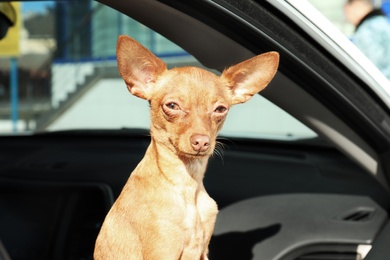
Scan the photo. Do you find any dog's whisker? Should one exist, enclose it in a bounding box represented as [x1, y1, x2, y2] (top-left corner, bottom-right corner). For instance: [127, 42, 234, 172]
[217, 136, 235, 147]
[213, 141, 227, 164]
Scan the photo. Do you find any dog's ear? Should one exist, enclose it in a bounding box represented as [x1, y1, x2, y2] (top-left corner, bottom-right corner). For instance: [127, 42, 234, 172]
[221, 52, 279, 105]
[117, 35, 167, 100]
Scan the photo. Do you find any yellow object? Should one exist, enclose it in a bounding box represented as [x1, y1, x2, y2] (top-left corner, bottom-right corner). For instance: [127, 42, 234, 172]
[0, 2, 17, 25]
[0, 2, 20, 57]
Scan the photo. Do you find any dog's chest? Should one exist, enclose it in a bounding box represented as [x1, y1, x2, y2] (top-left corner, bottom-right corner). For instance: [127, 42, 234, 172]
[181, 189, 218, 255]
[184, 203, 204, 241]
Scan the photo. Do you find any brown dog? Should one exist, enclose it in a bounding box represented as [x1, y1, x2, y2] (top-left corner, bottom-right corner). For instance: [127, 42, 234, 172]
[94, 35, 279, 260]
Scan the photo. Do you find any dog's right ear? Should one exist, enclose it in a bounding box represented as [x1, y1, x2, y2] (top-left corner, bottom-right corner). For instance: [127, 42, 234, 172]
[117, 35, 167, 100]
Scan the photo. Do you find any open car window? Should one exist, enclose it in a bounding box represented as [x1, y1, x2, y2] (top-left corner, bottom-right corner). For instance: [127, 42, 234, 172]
[0, 1, 317, 141]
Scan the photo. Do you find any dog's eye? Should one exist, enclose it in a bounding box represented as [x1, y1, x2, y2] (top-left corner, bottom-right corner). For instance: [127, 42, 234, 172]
[214, 106, 227, 113]
[165, 102, 180, 110]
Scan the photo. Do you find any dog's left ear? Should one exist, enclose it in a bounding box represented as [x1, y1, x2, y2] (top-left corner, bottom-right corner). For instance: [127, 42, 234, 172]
[221, 52, 279, 105]
[117, 35, 167, 100]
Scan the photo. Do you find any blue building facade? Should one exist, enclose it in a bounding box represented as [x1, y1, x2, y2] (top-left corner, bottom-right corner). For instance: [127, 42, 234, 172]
[54, 1, 188, 62]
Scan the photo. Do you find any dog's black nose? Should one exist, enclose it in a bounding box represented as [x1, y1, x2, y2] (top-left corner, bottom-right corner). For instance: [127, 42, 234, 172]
[190, 134, 210, 152]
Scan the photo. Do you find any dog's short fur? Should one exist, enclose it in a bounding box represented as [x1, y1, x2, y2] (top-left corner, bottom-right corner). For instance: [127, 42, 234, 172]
[94, 35, 279, 260]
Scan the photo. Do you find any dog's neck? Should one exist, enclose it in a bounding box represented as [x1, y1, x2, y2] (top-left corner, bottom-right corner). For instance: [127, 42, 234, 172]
[147, 138, 209, 185]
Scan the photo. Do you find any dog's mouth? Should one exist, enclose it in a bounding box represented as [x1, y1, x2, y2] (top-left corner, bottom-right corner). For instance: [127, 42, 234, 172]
[179, 150, 212, 158]
[169, 138, 214, 158]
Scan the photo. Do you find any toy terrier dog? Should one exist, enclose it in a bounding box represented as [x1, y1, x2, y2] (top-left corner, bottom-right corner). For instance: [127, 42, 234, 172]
[94, 35, 279, 260]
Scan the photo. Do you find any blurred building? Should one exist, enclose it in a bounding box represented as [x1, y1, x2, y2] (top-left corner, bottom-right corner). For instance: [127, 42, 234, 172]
[0, 2, 54, 133]
[54, 1, 91, 61]
[37, 1, 197, 131]
[53, 1, 186, 62]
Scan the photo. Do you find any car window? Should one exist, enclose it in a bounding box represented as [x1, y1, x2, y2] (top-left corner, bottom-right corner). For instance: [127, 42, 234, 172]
[0, 1, 317, 140]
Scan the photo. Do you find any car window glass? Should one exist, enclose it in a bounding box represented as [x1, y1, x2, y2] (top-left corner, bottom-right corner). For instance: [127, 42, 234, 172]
[0, 1, 317, 140]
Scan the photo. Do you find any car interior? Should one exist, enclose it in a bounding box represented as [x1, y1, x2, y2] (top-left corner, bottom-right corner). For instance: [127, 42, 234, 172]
[1, 0, 390, 259]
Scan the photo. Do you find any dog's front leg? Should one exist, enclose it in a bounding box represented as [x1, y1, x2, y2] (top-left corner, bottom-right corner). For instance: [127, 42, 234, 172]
[197, 189, 218, 260]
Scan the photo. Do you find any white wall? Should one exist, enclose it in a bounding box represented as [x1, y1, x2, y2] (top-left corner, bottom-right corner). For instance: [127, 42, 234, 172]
[220, 95, 316, 139]
[0, 120, 32, 134]
[51, 62, 94, 108]
[48, 78, 150, 131]
[48, 78, 316, 140]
